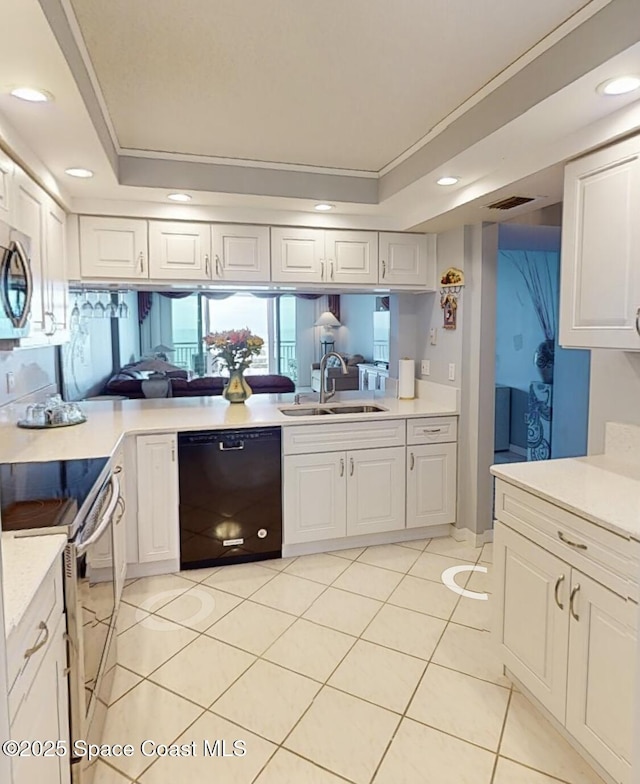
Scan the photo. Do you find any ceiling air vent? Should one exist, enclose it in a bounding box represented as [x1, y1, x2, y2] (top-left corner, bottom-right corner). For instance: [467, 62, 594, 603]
[486, 195, 535, 211]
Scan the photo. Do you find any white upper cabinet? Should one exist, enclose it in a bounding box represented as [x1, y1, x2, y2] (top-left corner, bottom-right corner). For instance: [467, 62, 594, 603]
[324, 230, 378, 285]
[271, 227, 325, 283]
[45, 197, 69, 343]
[560, 135, 640, 350]
[379, 232, 433, 287]
[80, 216, 149, 280]
[212, 224, 270, 282]
[0, 148, 14, 221]
[149, 220, 211, 280]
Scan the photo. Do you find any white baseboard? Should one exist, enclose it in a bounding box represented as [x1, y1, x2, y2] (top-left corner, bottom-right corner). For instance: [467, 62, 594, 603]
[450, 524, 493, 547]
[126, 559, 180, 579]
[283, 524, 451, 558]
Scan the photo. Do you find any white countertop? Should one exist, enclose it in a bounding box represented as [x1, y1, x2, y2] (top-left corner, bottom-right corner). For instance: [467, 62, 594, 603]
[491, 455, 640, 540]
[2, 533, 67, 638]
[0, 390, 458, 464]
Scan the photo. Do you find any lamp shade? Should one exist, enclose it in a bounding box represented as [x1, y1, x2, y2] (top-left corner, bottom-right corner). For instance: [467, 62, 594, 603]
[314, 311, 341, 328]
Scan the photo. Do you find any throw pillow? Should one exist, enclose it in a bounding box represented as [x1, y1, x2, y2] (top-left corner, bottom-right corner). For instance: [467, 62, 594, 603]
[347, 354, 365, 366]
[326, 355, 342, 368]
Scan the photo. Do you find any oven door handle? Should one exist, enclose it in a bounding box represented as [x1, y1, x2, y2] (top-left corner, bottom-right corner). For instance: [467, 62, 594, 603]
[77, 474, 120, 555]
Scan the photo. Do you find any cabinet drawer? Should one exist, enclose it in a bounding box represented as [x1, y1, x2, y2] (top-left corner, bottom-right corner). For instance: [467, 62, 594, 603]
[7, 560, 64, 722]
[495, 480, 636, 600]
[283, 419, 406, 455]
[406, 416, 457, 444]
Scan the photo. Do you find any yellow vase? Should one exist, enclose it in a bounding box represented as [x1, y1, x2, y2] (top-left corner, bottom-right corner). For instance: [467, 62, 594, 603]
[223, 369, 252, 403]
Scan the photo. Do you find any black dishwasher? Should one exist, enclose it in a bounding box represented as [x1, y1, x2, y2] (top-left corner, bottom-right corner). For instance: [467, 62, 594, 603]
[178, 428, 282, 569]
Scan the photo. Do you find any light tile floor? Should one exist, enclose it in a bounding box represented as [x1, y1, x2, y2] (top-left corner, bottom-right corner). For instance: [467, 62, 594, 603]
[93, 537, 605, 784]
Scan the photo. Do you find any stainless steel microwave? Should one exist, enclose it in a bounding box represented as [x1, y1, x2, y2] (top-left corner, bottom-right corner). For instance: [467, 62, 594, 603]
[0, 219, 32, 341]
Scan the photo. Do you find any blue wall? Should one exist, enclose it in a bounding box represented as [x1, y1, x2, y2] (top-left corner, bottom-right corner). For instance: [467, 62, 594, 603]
[496, 225, 590, 459]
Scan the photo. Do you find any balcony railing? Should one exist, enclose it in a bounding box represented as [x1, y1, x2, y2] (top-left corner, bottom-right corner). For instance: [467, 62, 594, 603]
[172, 340, 297, 381]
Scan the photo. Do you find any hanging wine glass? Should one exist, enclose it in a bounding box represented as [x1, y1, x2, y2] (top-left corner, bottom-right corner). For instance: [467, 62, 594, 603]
[81, 291, 94, 317]
[70, 293, 81, 331]
[93, 291, 106, 319]
[118, 293, 129, 319]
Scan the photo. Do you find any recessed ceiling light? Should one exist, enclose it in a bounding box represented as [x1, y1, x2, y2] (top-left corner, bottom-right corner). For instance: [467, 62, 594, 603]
[314, 203, 334, 211]
[167, 193, 192, 202]
[65, 167, 94, 178]
[10, 87, 52, 103]
[436, 176, 459, 186]
[598, 76, 640, 96]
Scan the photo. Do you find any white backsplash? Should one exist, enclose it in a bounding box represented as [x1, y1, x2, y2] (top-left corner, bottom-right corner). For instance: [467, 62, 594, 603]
[0, 347, 58, 424]
[604, 422, 640, 465]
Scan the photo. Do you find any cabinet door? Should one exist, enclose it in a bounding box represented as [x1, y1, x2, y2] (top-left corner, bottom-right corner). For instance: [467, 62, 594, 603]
[284, 452, 347, 544]
[566, 573, 635, 782]
[13, 168, 47, 336]
[325, 230, 378, 285]
[149, 221, 211, 280]
[559, 137, 640, 350]
[79, 216, 148, 279]
[212, 224, 270, 282]
[45, 197, 69, 344]
[379, 232, 430, 286]
[11, 614, 70, 784]
[346, 446, 405, 537]
[494, 523, 570, 723]
[406, 442, 456, 528]
[271, 227, 324, 283]
[136, 434, 179, 562]
[0, 149, 14, 221]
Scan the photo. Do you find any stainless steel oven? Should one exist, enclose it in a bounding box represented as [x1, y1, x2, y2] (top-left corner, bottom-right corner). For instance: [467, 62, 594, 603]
[65, 470, 123, 784]
[0, 219, 32, 341]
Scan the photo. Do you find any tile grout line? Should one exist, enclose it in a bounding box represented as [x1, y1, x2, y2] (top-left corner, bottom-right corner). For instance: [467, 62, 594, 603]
[489, 685, 514, 784]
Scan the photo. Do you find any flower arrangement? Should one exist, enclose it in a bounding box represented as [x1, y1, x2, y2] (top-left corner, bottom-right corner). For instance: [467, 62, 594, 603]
[203, 328, 264, 372]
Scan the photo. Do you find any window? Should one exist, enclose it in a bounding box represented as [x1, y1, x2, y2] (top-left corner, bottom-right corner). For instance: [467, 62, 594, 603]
[169, 293, 298, 380]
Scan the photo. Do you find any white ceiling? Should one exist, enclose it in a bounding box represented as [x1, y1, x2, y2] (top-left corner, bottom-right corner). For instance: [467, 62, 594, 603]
[0, 0, 639, 234]
[70, 0, 593, 171]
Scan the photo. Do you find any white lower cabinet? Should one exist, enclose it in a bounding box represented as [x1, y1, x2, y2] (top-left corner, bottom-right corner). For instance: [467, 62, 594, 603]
[495, 498, 637, 784]
[406, 442, 457, 529]
[11, 614, 70, 784]
[566, 574, 636, 782]
[285, 446, 405, 544]
[283, 452, 347, 544]
[136, 433, 179, 563]
[347, 447, 405, 537]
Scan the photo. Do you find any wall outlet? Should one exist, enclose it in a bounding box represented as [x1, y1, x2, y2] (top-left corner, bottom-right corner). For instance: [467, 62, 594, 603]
[421, 360, 430, 376]
[448, 363, 456, 381]
[5, 372, 14, 394]
[429, 328, 437, 346]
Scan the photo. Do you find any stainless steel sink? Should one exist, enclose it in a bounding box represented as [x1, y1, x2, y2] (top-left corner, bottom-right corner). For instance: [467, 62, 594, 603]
[325, 405, 387, 414]
[279, 404, 387, 417]
[279, 407, 333, 416]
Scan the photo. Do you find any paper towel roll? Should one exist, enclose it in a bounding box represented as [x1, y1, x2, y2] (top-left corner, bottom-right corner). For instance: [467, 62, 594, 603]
[398, 359, 415, 399]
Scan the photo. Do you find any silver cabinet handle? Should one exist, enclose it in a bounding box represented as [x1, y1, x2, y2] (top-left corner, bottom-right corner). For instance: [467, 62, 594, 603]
[24, 621, 49, 659]
[554, 575, 565, 610]
[410, 452, 415, 470]
[636, 307, 640, 337]
[340, 458, 344, 477]
[330, 259, 335, 281]
[381, 260, 386, 278]
[44, 311, 55, 336]
[320, 259, 325, 280]
[558, 531, 587, 550]
[350, 457, 354, 476]
[569, 583, 580, 621]
[205, 254, 210, 277]
[215, 254, 222, 277]
[138, 252, 144, 274]
[422, 427, 442, 434]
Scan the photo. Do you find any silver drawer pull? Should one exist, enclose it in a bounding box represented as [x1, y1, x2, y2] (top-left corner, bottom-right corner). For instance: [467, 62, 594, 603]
[24, 621, 49, 659]
[554, 575, 565, 610]
[558, 531, 587, 550]
[410, 452, 415, 470]
[570, 583, 581, 621]
[422, 427, 442, 434]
